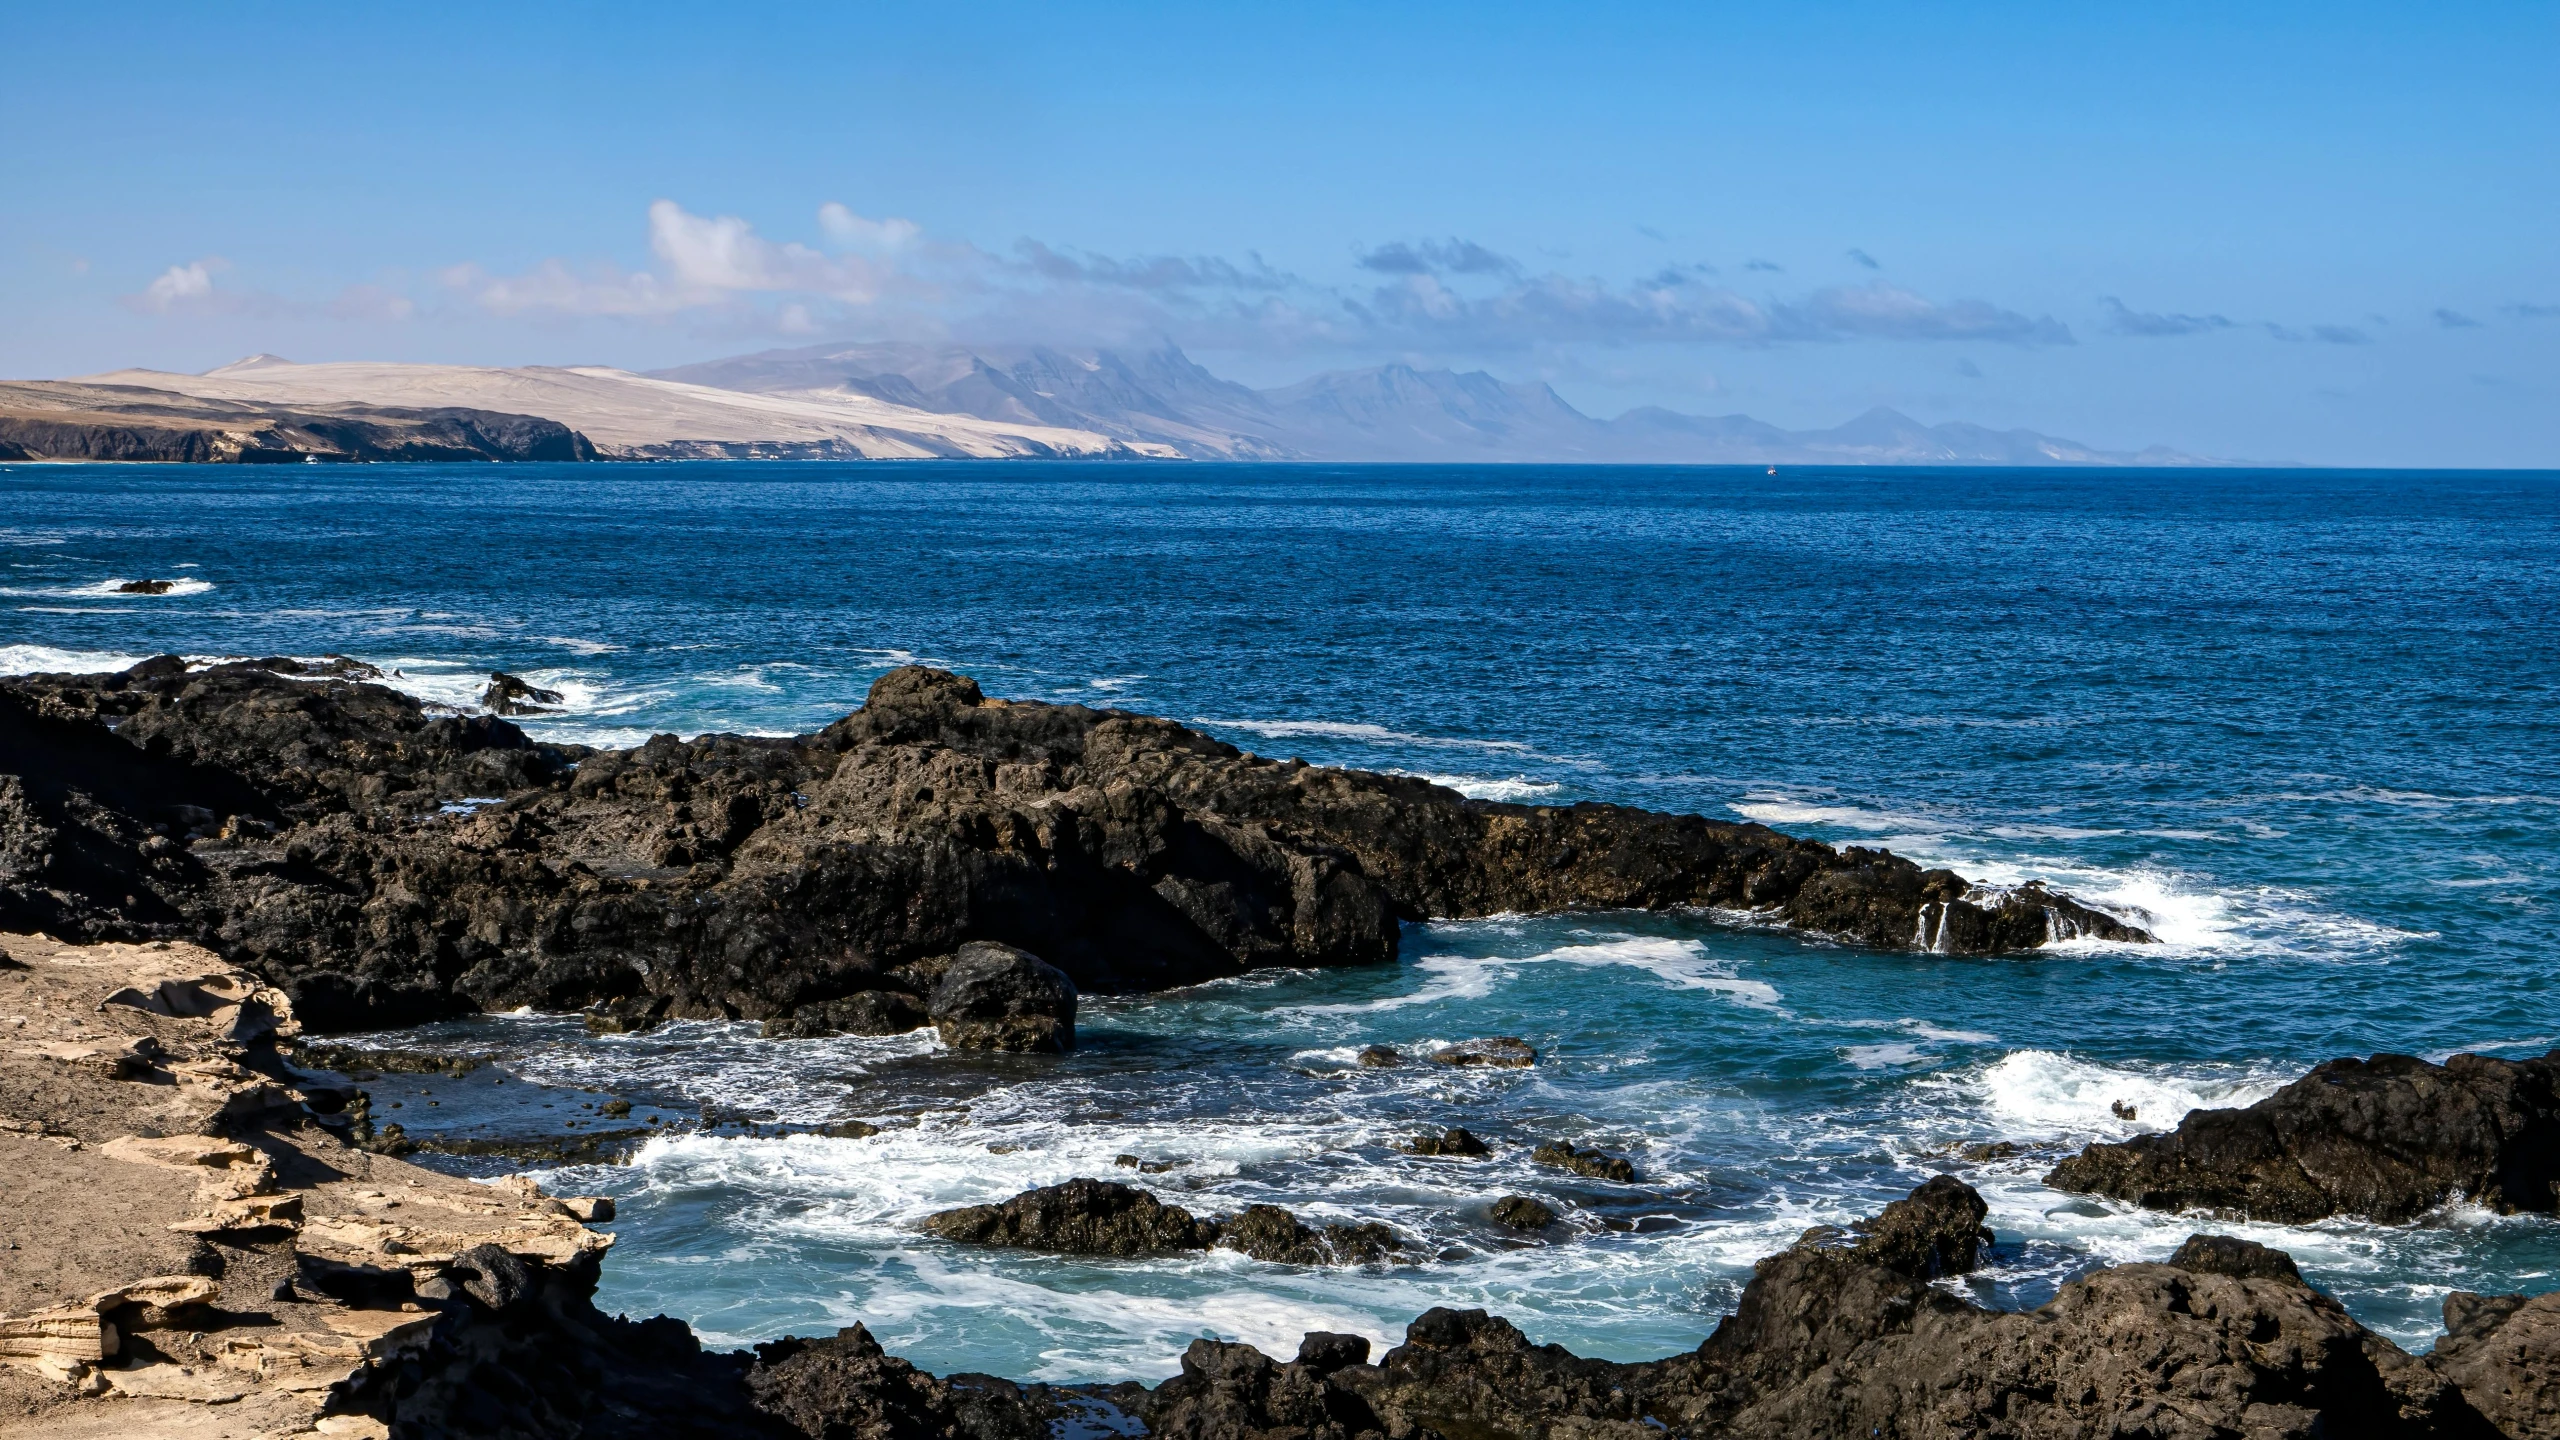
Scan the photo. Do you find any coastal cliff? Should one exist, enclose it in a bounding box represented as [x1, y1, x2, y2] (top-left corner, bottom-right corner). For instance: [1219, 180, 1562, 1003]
[0, 381, 596, 463]
[0, 658, 2148, 1033]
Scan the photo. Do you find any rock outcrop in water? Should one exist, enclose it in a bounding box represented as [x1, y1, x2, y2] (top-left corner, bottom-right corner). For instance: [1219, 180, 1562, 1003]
[920, 1179, 1402, 1266]
[2047, 1047, 2560, 1222]
[0, 658, 2151, 1032]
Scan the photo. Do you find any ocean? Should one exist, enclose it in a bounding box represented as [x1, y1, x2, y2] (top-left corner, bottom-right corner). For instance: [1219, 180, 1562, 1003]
[4, 459, 2555, 1375]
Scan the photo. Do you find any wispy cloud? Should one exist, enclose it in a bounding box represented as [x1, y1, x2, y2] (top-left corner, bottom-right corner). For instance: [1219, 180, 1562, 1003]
[1355, 238, 1519, 277]
[1743, 258, 1784, 272]
[2433, 308, 2482, 328]
[2100, 297, 2234, 337]
[126, 200, 2078, 357]
[2264, 322, 2371, 344]
[2507, 301, 2560, 320]
[1845, 248, 1881, 270]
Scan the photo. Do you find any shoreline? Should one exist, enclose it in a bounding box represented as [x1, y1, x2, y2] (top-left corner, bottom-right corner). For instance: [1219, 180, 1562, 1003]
[4, 933, 2551, 1437]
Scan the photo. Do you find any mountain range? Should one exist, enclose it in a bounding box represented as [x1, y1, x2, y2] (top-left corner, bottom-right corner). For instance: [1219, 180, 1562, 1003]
[5, 343, 2221, 465]
[653, 342, 2217, 465]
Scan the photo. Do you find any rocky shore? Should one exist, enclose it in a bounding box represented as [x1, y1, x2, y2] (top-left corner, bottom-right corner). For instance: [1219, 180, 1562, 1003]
[4, 935, 2551, 1440]
[0, 658, 2149, 1035]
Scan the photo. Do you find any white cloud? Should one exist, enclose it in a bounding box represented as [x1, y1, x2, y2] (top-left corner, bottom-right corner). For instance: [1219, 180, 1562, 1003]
[129, 258, 224, 313]
[818, 203, 921, 253]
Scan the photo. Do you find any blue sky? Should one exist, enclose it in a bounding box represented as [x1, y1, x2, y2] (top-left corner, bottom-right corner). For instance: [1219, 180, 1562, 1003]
[3, 1, 2553, 465]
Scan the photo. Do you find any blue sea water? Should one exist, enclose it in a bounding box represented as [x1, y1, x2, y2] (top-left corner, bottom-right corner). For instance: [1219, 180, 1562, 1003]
[4, 460, 2557, 1375]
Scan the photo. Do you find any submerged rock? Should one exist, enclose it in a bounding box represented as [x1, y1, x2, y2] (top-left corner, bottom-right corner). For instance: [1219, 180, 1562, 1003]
[583, 993, 671, 1035]
[0, 660, 2152, 1033]
[2047, 1046, 2560, 1221]
[926, 942, 1076, 1052]
[1429, 1036, 1537, 1068]
[113, 579, 175, 595]
[761, 989, 928, 1039]
[1531, 1140, 1636, 1182]
[1355, 1044, 1402, 1068]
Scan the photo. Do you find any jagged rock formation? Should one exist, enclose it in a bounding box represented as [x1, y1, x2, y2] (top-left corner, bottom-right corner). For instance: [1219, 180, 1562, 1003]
[2048, 1047, 2560, 1221]
[0, 658, 2149, 1033]
[0, 380, 596, 462]
[920, 1180, 1402, 1266]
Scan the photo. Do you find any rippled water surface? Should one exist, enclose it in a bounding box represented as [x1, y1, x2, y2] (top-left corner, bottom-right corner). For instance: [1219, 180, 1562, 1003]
[5, 461, 2556, 1373]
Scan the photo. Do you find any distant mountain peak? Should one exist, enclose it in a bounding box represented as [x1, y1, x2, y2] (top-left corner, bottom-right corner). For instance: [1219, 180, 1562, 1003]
[206, 354, 297, 375]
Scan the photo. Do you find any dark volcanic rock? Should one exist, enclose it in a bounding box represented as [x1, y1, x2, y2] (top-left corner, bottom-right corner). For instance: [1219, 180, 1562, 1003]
[1531, 1140, 1636, 1182]
[920, 1178, 1219, 1256]
[1354, 1044, 1401, 1068]
[1407, 1127, 1492, 1159]
[1429, 1036, 1536, 1068]
[2048, 1047, 2560, 1221]
[114, 578, 176, 595]
[1219, 1204, 1401, 1266]
[480, 671, 566, 716]
[927, 941, 1076, 1052]
[1295, 1332, 1371, 1374]
[0, 660, 2149, 1032]
[1131, 1178, 2518, 1440]
[1845, 1172, 1992, 1277]
[2432, 1291, 2560, 1440]
[924, 1181, 1399, 1266]
[1489, 1195, 1556, 1230]
[748, 1324, 1053, 1440]
[2169, 1232, 2307, 1284]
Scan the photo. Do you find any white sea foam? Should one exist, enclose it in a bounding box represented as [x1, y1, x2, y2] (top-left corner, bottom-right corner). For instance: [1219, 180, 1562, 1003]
[0, 576, 215, 599]
[1730, 794, 1930, 833]
[1196, 717, 1532, 754]
[1299, 935, 1778, 1014]
[1899, 1021, 1998, 1044]
[538, 636, 622, 656]
[1954, 1050, 2289, 1141]
[0, 644, 155, 674]
[1842, 1043, 1927, 1069]
[1391, 770, 1563, 803]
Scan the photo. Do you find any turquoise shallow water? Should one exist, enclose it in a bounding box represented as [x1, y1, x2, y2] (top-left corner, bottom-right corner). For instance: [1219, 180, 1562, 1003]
[4, 460, 2556, 1375]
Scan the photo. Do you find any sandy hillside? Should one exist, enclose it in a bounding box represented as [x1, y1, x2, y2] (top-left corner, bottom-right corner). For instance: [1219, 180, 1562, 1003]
[82, 356, 1179, 461]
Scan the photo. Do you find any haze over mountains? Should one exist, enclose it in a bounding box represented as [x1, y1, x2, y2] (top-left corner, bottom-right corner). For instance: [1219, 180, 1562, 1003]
[8, 343, 2219, 464]
[655, 342, 2216, 465]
